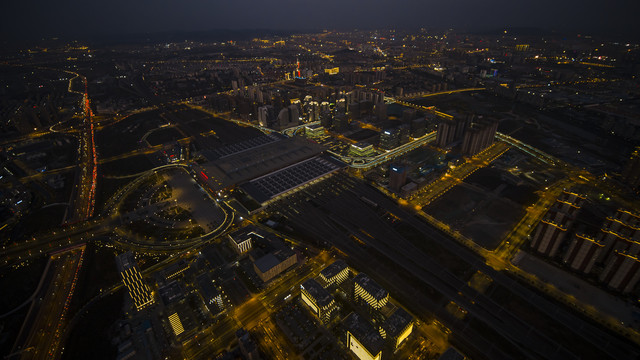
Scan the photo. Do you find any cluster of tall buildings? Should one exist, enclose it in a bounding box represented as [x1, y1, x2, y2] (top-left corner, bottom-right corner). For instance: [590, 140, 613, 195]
[297, 261, 414, 360]
[435, 113, 498, 156]
[530, 193, 640, 293]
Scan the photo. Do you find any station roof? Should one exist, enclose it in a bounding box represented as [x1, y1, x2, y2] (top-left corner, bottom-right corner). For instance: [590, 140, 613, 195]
[239, 155, 345, 204]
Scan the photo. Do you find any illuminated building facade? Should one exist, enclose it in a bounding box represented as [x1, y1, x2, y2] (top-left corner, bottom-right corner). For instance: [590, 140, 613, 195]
[344, 312, 384, 360]
[300, 278, 337, 324]
[354, 273, 389, 310]
[319, 260, 350, 287]
[379, 308, 413, 349]
[389, 165, 408, 192]
[116, 252, 155, 311]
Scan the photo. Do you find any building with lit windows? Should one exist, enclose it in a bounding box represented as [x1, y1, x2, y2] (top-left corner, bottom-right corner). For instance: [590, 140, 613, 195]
[300, 278, 337, 324]
[228, 226, 264, 254]
[319, 260, 350, 287]
[599, 209, 640, 264]
[530, 190, 585, 257]
[350, 142, 375, 157]
[600, 251, 640, 293]
[379, 307, 413, 349]
[116, 252, 155, 311]
[168, 313, 184, 337]
[354, 273, 389, 310]
[344, 312, 384, 360]
[563, 232, 604, 274]
[196, 273, 224, 312]
[379, 128, 399, 150]
[304, 123, 325, 138]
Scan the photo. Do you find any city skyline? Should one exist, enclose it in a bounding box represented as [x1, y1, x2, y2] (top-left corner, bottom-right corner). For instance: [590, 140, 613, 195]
[2, 0, 640, 41]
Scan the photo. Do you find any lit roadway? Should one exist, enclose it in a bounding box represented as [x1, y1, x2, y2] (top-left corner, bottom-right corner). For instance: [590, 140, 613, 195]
[12, 247, 85, 360]
[182, 250, 332, 360]
[408, 141, 510, 208]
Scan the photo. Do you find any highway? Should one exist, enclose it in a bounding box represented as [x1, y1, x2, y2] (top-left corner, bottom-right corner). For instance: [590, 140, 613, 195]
[10, 247, 85, 360]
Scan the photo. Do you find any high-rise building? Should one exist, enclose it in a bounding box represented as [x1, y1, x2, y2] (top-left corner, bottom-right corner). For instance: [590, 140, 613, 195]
[460, 118, 498, 156]
[600, 251, 640, 293]
[410, 118, 427, 138]
[530, 191, 585, 257]
[389, 165, 408, 192]
[196, 273, 224, 311]
[562, 232, 604, 274]
[599, 209, 640, 264]
[379, 128, 400, 150]
[435, 117, 457, 148]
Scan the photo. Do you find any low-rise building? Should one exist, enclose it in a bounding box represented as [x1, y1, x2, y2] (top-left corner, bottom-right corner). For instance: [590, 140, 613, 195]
[253, 249, 297, 282]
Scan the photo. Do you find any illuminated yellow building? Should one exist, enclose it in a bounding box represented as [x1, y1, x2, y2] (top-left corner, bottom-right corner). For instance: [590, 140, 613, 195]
[344, 313, 384, 360]
[379, 308, 413, 349]
[300, 278, 336, 323]
[354, 273, 389, 310]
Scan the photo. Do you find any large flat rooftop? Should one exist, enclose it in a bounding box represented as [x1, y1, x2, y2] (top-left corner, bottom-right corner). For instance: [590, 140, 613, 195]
[239, 154, 345, 204]
[199, 136, 325, 191]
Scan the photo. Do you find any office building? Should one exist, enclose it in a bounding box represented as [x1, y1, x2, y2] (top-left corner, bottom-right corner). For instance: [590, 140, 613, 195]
[305, 124, 325, 138]
[389, 165, 408, 192]
[196, 273, 224, 311]
[300, 278, 337, 324]
[379, 128, 399, 150]
[379, 307, 413, 349]
[344, 313, 384, 360]
[354, 273, 389, 310]
[319, 260, 350, 287]
[600, 251, 640, 293]
[116, 252, 155, 311]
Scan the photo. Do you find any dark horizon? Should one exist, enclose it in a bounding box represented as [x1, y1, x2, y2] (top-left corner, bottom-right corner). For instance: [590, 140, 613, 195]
[2, 0, 640, 43]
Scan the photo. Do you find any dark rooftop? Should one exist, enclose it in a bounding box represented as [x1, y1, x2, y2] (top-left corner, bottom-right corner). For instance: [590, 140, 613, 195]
[382, 307, 413, 339]
[240, 155, 345, 204]
[199, 136, 325, 192]
[354, 273, 388, 301]
[301, 278, 334, 308]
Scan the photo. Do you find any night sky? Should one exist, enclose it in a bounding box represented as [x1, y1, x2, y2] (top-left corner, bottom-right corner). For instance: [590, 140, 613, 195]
[2, 0, 640, 40]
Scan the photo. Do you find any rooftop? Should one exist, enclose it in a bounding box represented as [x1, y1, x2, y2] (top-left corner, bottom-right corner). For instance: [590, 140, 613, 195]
[320, 260, 348, 280]
[301, 278, 334, 308]
[354, 273, 388, 301]
[382, 307, 413, 339]
[199, 136, 325, 191]
[343, 312, 384, 356]
[240, 155, 345, 204]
